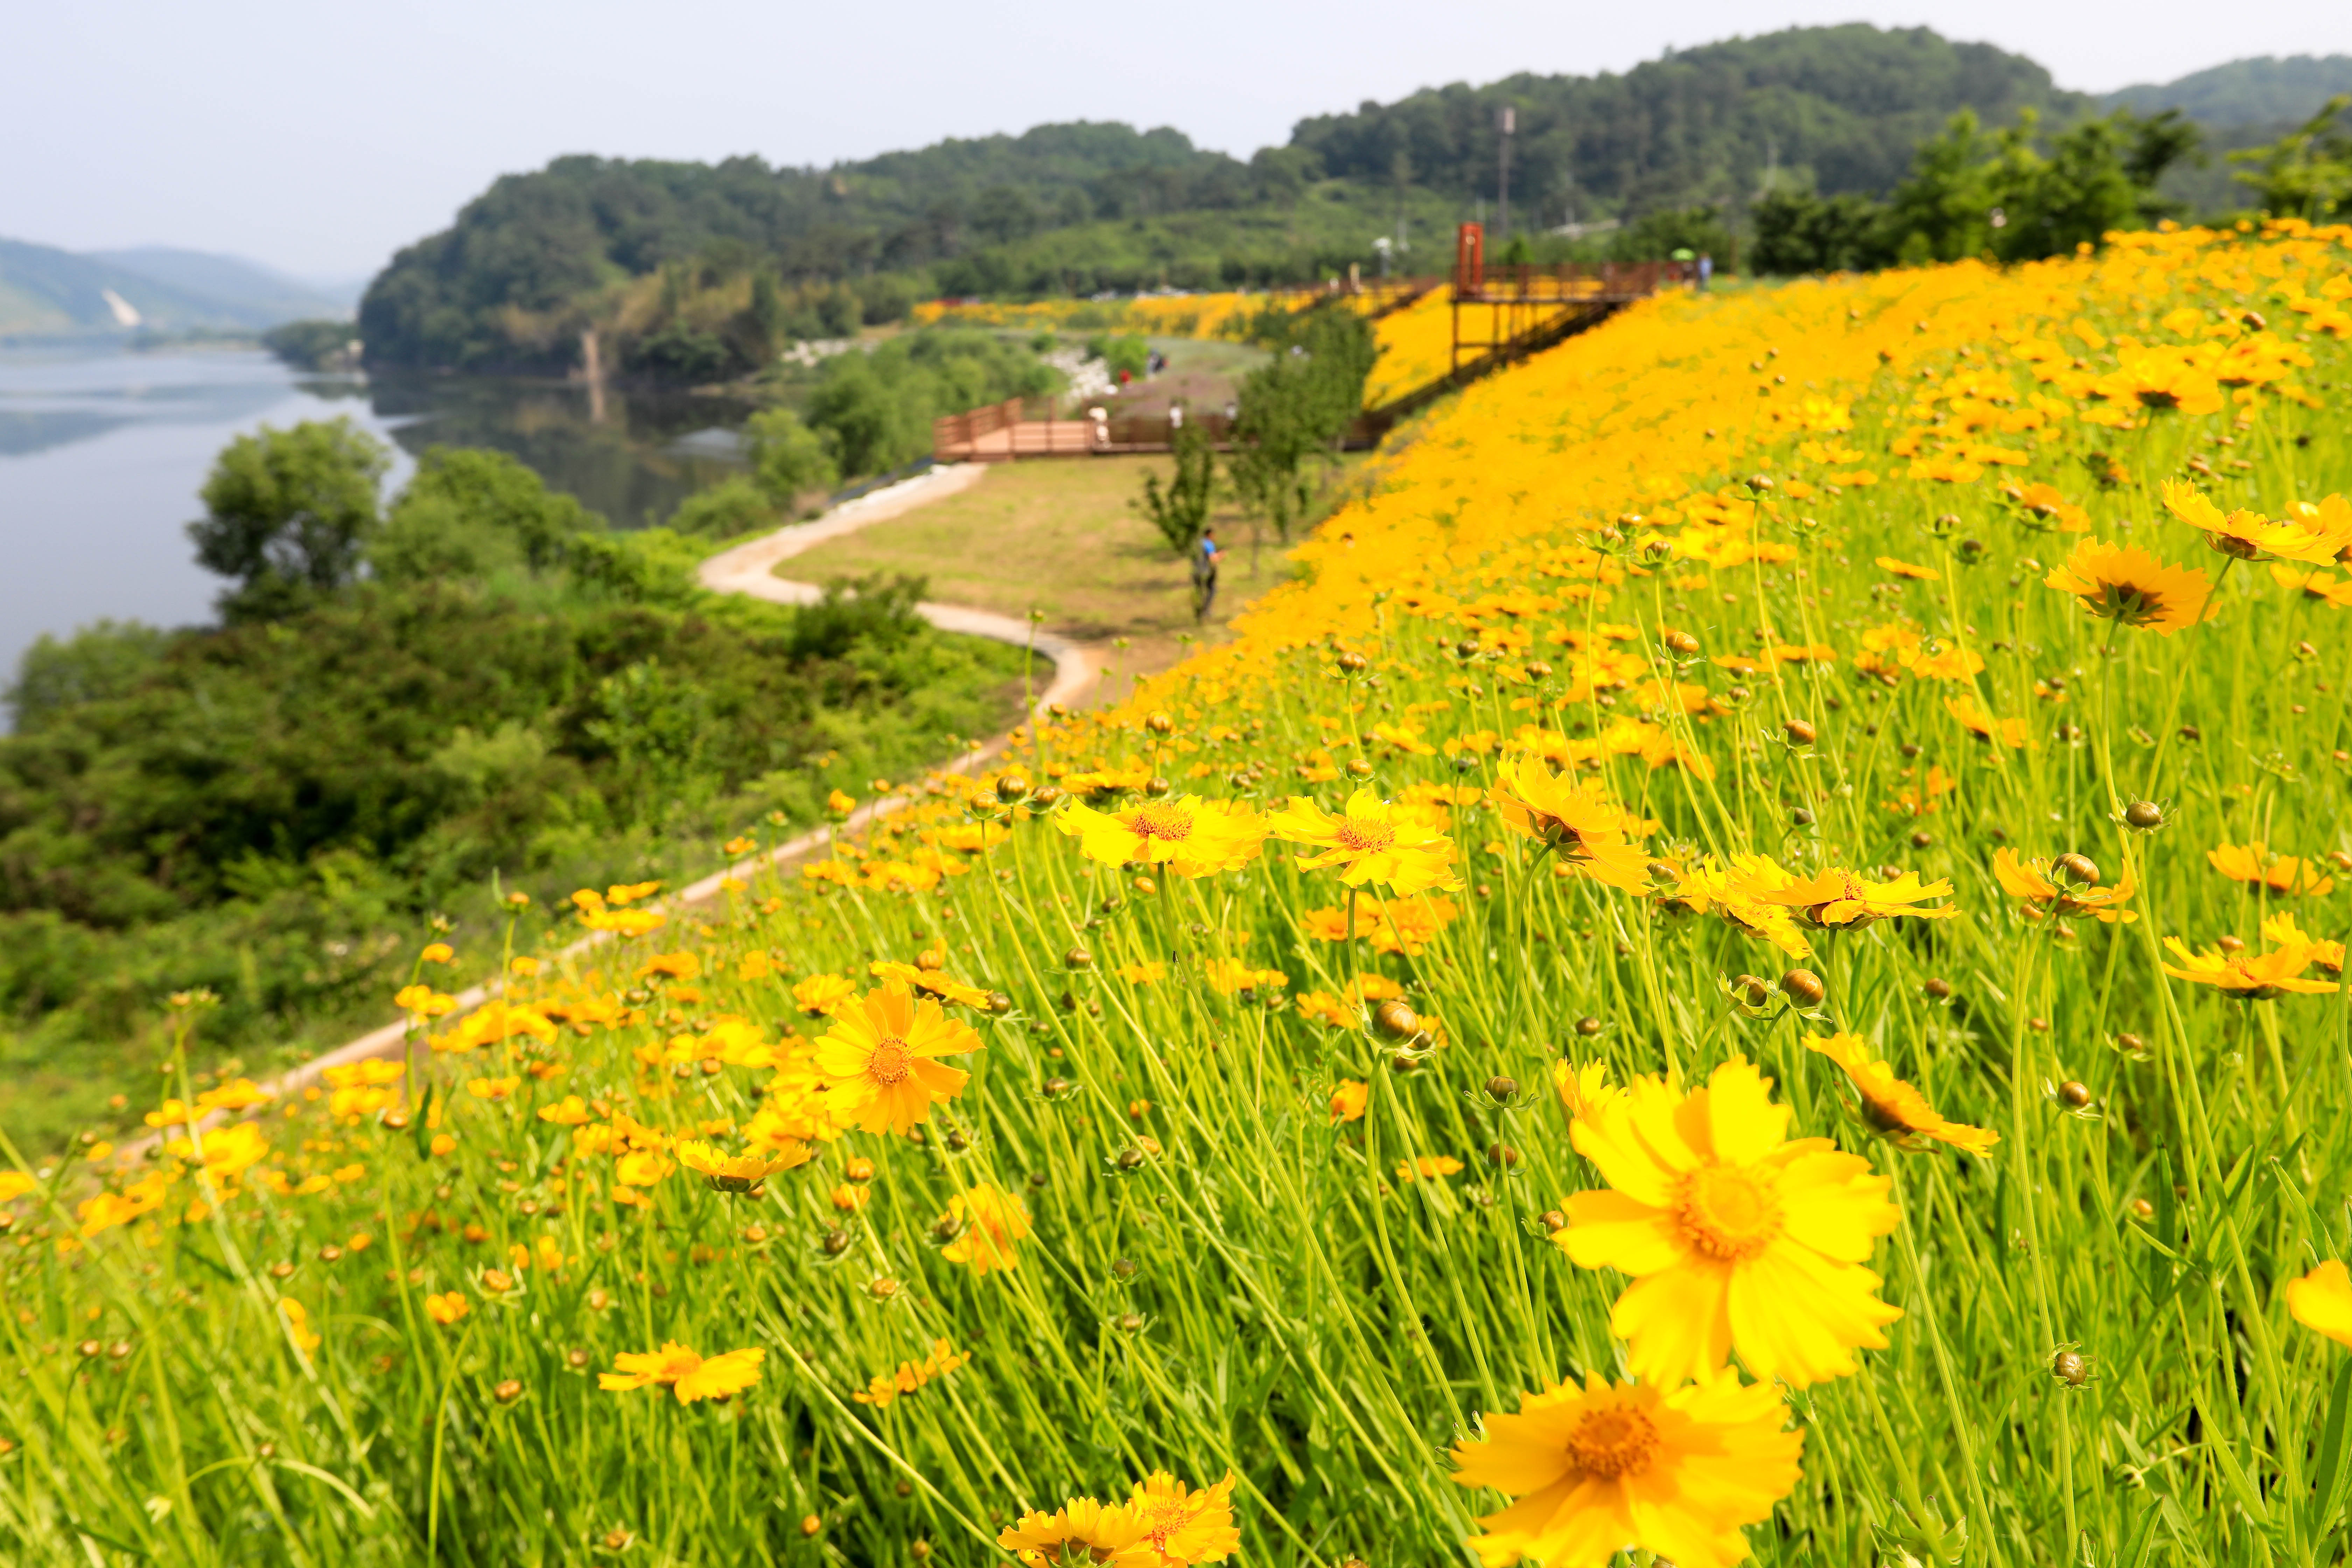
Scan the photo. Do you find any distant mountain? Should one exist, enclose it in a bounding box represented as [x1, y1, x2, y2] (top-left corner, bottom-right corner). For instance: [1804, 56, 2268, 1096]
[0, 238, 351, 340]
[2104, 55, 2352, 127]
[91, 247, 356, 322]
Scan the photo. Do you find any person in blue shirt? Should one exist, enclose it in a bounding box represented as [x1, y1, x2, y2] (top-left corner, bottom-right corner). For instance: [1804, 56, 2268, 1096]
[1193, 526, 1221, 621]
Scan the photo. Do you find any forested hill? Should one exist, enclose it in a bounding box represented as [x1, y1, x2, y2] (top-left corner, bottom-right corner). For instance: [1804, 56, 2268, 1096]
[1291, 25, 2085, 223]
[355, 24, 2336, 376]
[358, 124, 1270, 370]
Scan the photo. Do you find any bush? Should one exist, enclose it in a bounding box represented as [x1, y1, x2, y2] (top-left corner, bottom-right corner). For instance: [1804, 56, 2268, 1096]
[743, 408, 840, 504]
[666, 475, 781, 538]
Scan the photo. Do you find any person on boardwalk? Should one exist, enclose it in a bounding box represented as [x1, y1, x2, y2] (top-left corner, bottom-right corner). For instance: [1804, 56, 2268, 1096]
[1192, 526, 1221, 622]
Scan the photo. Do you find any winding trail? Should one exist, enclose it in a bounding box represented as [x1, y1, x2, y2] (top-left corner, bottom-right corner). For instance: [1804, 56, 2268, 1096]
[255, 462, 1096, 1101]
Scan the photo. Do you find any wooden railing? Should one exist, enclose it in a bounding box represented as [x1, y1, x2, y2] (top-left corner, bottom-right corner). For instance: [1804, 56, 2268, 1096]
[932, 398, 1240, 462]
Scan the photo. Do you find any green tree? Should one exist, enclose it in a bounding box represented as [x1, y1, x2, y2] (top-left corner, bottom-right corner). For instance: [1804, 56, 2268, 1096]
[188, 418, 389, 622]
[2231, 94, 2352, 222]
[1751, 190, 1891, 274]
[1228, 303, 1376, 543]
[743, 407, 840, 506]
[371, 446, 599, 584]
[1135, 421, 1218, 615]
[1884, 110, 1994, 264]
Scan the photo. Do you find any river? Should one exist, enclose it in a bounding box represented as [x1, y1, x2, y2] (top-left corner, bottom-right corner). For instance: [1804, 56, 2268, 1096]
[0, 345, 755, 683]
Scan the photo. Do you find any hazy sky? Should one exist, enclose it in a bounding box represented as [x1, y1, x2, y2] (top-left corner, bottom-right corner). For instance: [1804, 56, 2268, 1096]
[7, 0, 2346, 281]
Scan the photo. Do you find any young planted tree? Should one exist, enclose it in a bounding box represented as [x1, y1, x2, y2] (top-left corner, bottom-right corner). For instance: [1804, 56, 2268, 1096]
[1133, 420, 1219, 617]
[1227, 302, 1377, 546]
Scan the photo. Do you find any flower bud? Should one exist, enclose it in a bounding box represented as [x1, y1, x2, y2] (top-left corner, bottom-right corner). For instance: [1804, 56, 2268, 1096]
[2051, 1351, 2087, 1387]
[2123, 801, 2164, 831]
[1064, 945, 1093, 971]
[2055, 852, 2099, 885]
[1923, 977, 1952, 1000]
[1574, 1015, 1602, 1037]
[2058, 1081, 2092, 1109]
[1780, 969, 1826, 1008]
[1144, 711, 1174, 735]
[493, 1379, 524, 1405]
[994, 771, 1030, 801]
[1485, 1076, 1518, 1101]
[1664, 630, 1701, 656]
[1371, 999, 1420, 1040]
[1336, 652, 1368, 677]
[1783, 718, 1816, 746]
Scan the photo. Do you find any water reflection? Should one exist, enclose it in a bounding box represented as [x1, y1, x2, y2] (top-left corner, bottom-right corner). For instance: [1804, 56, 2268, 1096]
[0, 346, 757, 681]
[361, 373, 755, 529]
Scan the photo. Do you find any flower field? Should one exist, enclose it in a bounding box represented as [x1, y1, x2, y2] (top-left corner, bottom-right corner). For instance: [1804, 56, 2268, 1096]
[1362, 284, 1454, 408]
[14, 223, 2352, 1565]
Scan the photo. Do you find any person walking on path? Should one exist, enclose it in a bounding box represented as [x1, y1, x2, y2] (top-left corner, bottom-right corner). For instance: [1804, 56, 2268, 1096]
[1192, 526, 1222, 622]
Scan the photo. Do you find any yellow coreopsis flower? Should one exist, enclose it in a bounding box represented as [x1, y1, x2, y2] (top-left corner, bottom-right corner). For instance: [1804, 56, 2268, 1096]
[2288, 1260, 2352, 1349]
[1756, 865, 1957, 928]
[939, 1182, 1032, 1275]
[1127, 1471, 1240, 1566]
[792, 972, 859, 1016]
[869, 959, 993, 1008]
[1486, 757, 1655, 893]
[676, 1139, 812, 1192]
[997, 1498, 1146, 1567]
[1451, 1373, 1803, 1568]
[1267, 789, 1459, 895]
[2161, 479, 2352, 564]
[1328, 1079, 1369, 1123]
[2161, 936, 2339, 997]
[1991, 847, 2137, 923]
[1558, 1057, 1902, 1387]
[1056, 795, 1266, 877]
[2044, 539, 2214, 634]
[1664, 855, 1813, 957]
[599, 1343, 764, 1404]
[2208, 842, 2334, 896]
[1806, 1034, 1998, 1156]
[424, 1292, 469, 1326]
[813, 983, 983, 1134]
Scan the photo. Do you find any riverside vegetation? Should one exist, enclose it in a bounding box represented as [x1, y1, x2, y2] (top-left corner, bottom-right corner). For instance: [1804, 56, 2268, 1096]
[10, 222, 2352, 1565]
[0, 428, 1035, 1150]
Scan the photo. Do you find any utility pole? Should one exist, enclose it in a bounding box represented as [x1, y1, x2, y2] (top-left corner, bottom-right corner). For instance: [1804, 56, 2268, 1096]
[1497, 106, 1515, 243]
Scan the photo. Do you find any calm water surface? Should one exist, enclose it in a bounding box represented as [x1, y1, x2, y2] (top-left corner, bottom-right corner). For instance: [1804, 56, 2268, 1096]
[0, 346, 752, 680]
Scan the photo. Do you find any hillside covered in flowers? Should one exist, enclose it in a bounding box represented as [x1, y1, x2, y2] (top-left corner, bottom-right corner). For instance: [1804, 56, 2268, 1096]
[10, 222, 2352, 1566]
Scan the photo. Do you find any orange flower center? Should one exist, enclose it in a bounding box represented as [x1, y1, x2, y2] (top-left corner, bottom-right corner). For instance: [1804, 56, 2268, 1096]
[1566, 1406, 1662, 1479]
[1126, 803, 1194, 842]
[1335, 818, 1397, 855]
[1140, 1499, 1189, 1549]
[1675, 1163, 1784, 1261]
[867, 1038, 912, 1086]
